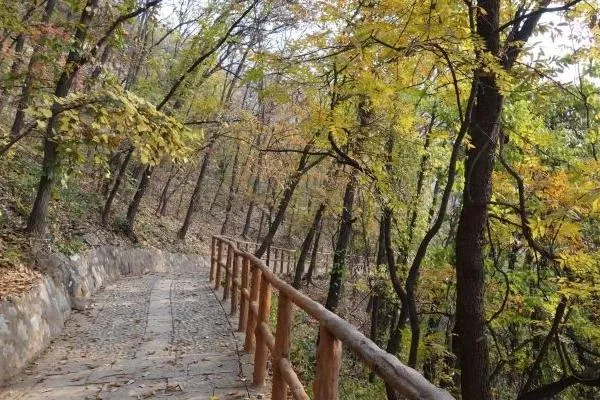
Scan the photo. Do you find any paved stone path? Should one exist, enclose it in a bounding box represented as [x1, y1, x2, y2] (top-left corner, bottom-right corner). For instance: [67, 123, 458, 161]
[0, 260, 265, 400]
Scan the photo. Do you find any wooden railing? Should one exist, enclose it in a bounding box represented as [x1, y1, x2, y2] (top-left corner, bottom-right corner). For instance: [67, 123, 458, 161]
[210, 235, 454, 400]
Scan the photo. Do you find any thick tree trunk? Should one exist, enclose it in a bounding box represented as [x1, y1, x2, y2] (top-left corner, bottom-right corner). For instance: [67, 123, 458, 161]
[454, 76, 501, 400]
[292, 203, 325, 288]
[325, 177, 356, 312]
[178, 139, 215, 239]
[454, 0, 552, 396]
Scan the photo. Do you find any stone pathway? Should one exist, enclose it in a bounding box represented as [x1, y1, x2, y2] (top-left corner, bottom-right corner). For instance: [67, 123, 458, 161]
[0, 259, 265, 400]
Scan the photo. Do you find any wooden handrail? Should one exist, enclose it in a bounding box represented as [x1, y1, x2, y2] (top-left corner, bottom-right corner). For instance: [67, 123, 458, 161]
[210, 235, 454, 400]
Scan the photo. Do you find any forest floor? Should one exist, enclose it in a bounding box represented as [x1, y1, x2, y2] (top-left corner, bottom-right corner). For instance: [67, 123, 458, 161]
[0, 142, 215, 300]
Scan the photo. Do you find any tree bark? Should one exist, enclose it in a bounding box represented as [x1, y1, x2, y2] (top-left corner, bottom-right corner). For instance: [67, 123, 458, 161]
[26, 0, 99, 235]
[125, 164, 153, 239]
[10, 0, 58, 138]
[156, 163, 177, 215]
[254, 144, 321, 258]
[178, 138, 216, 239]
[209, 153, 230, 213]
[241, 165, 261, 238]
[453, 1, 556, 397]
[382, 207, 409, 400]
[292, 203, 325, 288]
[220, 141, 241, 235]
[305, 209, 324, 284]
[325, 176, 356, 312]
[0, 33, 26, 118]
[101, 147, 133, 225]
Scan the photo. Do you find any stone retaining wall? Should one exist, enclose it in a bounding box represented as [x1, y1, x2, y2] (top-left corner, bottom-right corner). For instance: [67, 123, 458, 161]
[0, 246, 201, 386]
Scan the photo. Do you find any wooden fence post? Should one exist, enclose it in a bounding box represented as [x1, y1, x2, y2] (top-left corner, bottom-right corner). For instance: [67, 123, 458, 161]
[215, 239, 223, 290]
[244, 263, 261, 352]
[253, 277, 272, 386]
[223, 245, 232, 300]
[271, 294, 294, 400]
[313, 325, 342, 400]
[238, 257, 250, 332]
[231, 252, 240, 315]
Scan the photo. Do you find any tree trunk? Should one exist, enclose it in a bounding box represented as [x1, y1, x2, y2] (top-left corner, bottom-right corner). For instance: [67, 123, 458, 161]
[220, 142, 241, 235]
[125, 165, 153, 239]
[325, 176, 356, 312]
[26, 0, 99, 235]
[454, 80, 500, 400]
[292, 203, 325, 288]
[254, 144, 318, 258]
[101, 147, 133, 225]
[369, 216, 388, 382]
[9, 0, 58, 138]
[178, 139, 216, 239]
[305, 210, 324, 284]
[156, 163, 177, 215]
[241, 166, 260, 238]
[454, 1, 552, 397]
[209, 153, 230, 213]
[382, 206, 409, 400]
[0, 33, 26, 117]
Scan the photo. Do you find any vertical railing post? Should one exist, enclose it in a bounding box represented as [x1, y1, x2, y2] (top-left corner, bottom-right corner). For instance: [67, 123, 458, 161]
[215, 239, 223, 290]
[244, 263, 260, 352]
[231, 251, 240, 315]
[253, 276, 272, 386]
[279, 249, 284, 273]
[238, 257, 250, 332]
[313, 325, 342, 400]
[271, 294, 294, 400]
[223, 245, 232, 300]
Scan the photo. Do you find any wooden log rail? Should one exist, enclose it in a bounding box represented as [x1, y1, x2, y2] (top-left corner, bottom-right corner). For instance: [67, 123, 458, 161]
[210, 235, 454, 400]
